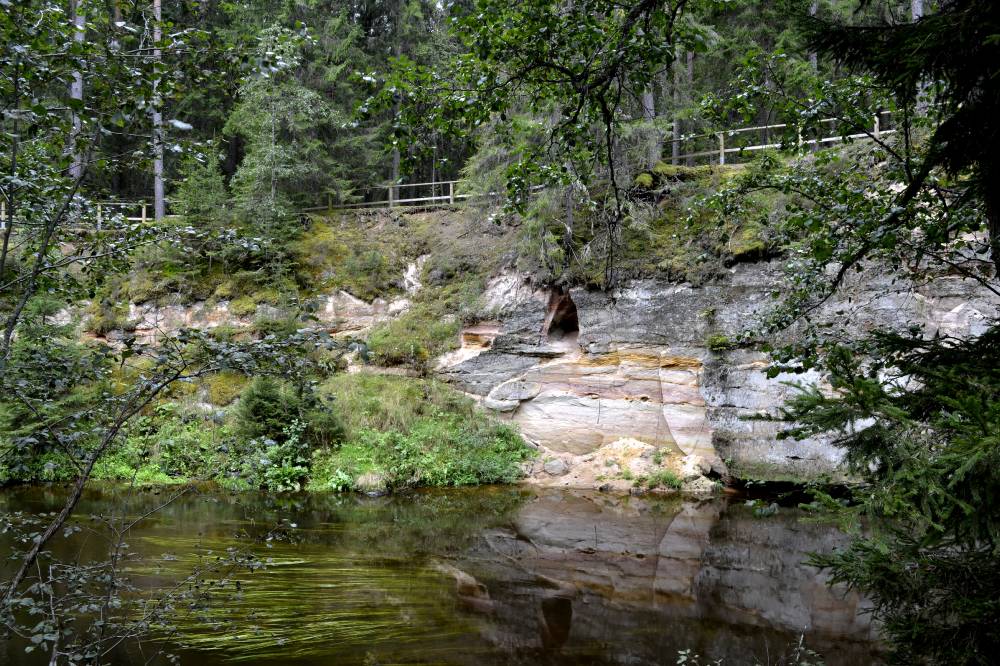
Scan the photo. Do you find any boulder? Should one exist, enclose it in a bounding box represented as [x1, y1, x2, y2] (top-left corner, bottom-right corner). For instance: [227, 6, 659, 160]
[543, 459, 570, 476]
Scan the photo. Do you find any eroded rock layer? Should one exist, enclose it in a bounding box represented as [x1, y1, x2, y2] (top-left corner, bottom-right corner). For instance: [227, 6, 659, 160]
[439, 263, 1000, 481]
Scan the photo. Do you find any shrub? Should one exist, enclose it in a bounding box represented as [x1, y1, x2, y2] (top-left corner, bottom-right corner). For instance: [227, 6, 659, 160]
[235, 376, 344, 449]
[227, 420, 312, 492]
[234, 376, 302, 444]
[173, 153, 229, 225]
[94, 405, 222, 483]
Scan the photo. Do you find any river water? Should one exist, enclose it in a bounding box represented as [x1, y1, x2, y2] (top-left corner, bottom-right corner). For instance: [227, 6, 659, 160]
[0, 485, 879, 665]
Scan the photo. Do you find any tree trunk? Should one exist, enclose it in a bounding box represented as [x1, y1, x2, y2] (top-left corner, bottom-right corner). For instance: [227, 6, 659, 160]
[641, 85, 659, 168]
[684, 51, 694, 166]
[152, 0, 164, 220]
[390, 0, 403, 206]
[808, 2, 819, 71]
[671, 48, 682, 165]
[68, 0, 85, 180]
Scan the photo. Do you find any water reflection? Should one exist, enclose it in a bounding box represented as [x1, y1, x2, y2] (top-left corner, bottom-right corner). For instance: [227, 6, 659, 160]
[0, 486, 879, 665]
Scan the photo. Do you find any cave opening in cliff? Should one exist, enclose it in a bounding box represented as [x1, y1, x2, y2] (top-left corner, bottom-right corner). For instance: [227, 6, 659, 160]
[542, 289, 579, 343]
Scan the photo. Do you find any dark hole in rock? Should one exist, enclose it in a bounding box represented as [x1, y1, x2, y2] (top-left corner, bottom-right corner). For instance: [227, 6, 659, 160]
[542, 288, 579, 343]
[538, 596, 573, 649]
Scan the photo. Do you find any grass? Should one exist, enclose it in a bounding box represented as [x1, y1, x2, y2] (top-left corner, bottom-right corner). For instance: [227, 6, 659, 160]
[647, 469, 683, 490]
[309, 414, 530, 493]
[318, 374, 473, 437]
[309, 374, 533, 492]
[366, 279, 485, 370]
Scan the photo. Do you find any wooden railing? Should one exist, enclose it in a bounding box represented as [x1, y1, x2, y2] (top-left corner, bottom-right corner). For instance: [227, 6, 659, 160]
[0, 111, 897, 227]
[671, 111, 895, 165]
[300, 180, 473, 213]
[0, 200, 162, 231]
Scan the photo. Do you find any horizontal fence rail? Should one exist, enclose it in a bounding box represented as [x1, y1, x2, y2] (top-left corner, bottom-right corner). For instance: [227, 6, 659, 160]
[0, 200, 164, 231]
[0, 111, 897, 227]
[300, 180, 473, 213]
[671, 111, 895, 166]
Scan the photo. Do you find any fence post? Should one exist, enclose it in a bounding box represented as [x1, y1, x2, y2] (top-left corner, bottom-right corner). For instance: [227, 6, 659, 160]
[96, 203, 102, 231]
[717, 133, 725, 165]
[796, 127, 804, 152]
[141, 203, 147, 224]
[449, 181, 455, 205]
[873, 114, 881, 139]
[388, 184, 395, 208]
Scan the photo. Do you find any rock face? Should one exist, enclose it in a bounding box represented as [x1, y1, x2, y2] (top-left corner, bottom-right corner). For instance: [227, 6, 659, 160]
[439, 263, 1000, 481]
[98, 249, 999, 484]
[114, 257, 434, 345]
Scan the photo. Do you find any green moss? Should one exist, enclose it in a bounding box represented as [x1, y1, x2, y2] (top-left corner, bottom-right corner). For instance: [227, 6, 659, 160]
[230, 295, 257, 317]
[85, 299, 133, 335]
[706, 333, 735, 352]
[204, 372, 249, 406]
[651, 162, 718, 180]
[250, 288, 280, 304]
[213, 280, 236, 299]
[634, 172, 654, 188]
[293, 220, 403, 301]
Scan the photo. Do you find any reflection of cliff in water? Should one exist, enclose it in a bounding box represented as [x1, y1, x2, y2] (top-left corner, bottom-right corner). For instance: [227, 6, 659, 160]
[452, 491, 878, 665]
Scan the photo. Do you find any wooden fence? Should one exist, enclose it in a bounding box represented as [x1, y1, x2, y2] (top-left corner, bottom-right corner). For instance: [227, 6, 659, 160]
[0, 111, 896, 226]
[0, 200, 160, 231]
[669, 110, 895, 166]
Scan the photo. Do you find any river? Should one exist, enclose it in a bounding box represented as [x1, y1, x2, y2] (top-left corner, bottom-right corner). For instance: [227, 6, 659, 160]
[0, 485, 880, 665]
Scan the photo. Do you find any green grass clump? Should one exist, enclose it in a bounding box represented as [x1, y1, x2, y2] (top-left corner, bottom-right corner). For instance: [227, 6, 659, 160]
[367, 301, 462, 369]
[205, 372, 249, 406]
[309, 414, 529, 492]
[308, 374, 533, 492]
[647, 469, 683, 490]
[318, 374, 474, 437]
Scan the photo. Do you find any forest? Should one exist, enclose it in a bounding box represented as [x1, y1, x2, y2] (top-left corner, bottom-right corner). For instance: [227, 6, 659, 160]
[1, 0, 999, 664]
